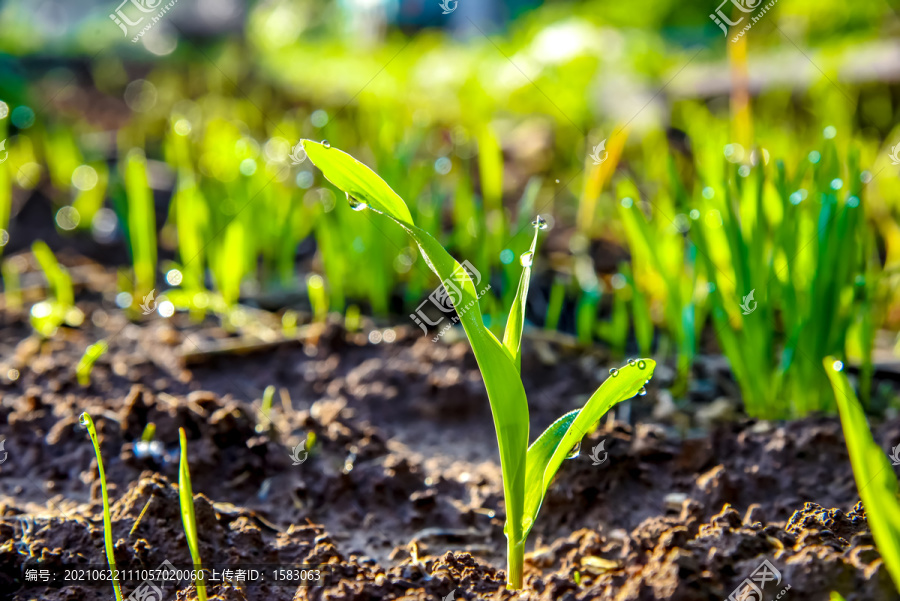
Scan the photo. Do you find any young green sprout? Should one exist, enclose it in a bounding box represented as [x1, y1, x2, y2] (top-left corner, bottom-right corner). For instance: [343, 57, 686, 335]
[256, 385, 276, 433]
[79, 412, 123, 601]
[30, 241, 81, 337]
[178, 428, 208, 601]
[76, 340, 108, 386]
[302, 141, 656, 589]
[307, 274, 328, 323]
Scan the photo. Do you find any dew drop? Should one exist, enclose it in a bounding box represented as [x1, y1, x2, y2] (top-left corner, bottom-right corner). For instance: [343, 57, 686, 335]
[637, 360, 646, 369]
[627, 359, 636, 366]
[637, 386, 647, 396]
[609, 368, 619, 377]
[79, 412, 89, 426]
[832, 360, 844, 372]
[346, 192, 368, 211]
[321, 140, 331, 148]
[532, 215, 548, 230]
[555, 179, 560, 184]
[519, 251, 534, 267]
[566, 441, 581, 459]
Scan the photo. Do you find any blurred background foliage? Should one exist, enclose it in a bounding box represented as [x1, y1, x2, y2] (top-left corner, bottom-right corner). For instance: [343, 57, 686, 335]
[1, 0, 900, 418]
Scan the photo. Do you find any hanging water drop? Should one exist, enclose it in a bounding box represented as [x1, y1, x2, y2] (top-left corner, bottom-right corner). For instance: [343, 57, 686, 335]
[609, 368, 619, 377]
[832, 360, 844, 372]
[346, 192, 368, 212]
[532, 215, 548, 230]
[321, 140, 331, 148]
[519, 251, 534, 267]
[637, 386, 647, 396]
[566, 441, 581, 459]
[637, 360, 646, 369]
[627, 359, 636, 366]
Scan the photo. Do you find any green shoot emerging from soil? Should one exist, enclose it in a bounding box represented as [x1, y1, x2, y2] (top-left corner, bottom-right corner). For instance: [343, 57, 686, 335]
[79, 412, 123, 601]
[76, 340, 108, 386]
[302, 140, 656, 589]
[178, 428, 208, 601]
[825, 358, 900, 593]
[31, 241, 80, 337]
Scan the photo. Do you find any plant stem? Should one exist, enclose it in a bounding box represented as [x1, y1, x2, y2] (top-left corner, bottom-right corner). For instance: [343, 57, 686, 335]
[506, 538, 524, 590]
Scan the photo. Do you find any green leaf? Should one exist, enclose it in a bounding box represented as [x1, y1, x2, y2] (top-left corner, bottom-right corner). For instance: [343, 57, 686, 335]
[302, 141, 413, 225]
[521, 359, 655, 538]
[178, 429, 208, 601]
[301, 140, 530, 551]
[502, 227, 539, 370]
[825, 357, 900, 592]
[80, 412, 123, 601]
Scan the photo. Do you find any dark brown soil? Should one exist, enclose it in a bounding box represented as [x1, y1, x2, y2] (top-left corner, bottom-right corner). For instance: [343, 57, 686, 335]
[2, 256, 900, 601]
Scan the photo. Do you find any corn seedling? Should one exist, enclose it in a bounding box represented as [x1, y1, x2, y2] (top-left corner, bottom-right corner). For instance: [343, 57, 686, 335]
[79, 412, 123, 601]
[825, 357, 900, 593]
[257, 385, 276, 433]
[30, 241, 82, 336]
[140, 422, 156, 443]
[307, 274, 328, 323]
[76, 340, 108, 386]
[178, 428, 208, 601]
[302, 140, 656, 589]
[1, 257, 23, 311]
[122, 149, 157, 303]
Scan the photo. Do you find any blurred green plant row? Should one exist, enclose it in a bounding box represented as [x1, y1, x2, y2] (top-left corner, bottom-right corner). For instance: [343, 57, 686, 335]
[1, 13, 899, 419]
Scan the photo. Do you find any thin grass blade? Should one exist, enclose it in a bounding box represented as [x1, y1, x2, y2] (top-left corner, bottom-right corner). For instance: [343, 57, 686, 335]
[178, 428, 208, 601]
[79, 412, 123, 601]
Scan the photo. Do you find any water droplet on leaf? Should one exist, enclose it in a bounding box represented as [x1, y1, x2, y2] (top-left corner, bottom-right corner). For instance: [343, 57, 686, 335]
[627, 359, 636, 366]
[637, 386, 647, 396]
[321, 140, 331, 148]
[609, 368, 619, 377]
[637, 360, 646, 369]
[832, 360, 844, 372]
[532, 215, 548, 230]
[566, 441, 581, 459]
[519, 251, 534, 267]
[346, 192, 367, 211]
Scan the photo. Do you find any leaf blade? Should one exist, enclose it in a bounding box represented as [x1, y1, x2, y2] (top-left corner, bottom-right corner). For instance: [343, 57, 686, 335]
[502, 228, 539, 370]
[522, 359, 656, 537]
[825, 358, 900, 592]
[301, 141, 413, 225]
